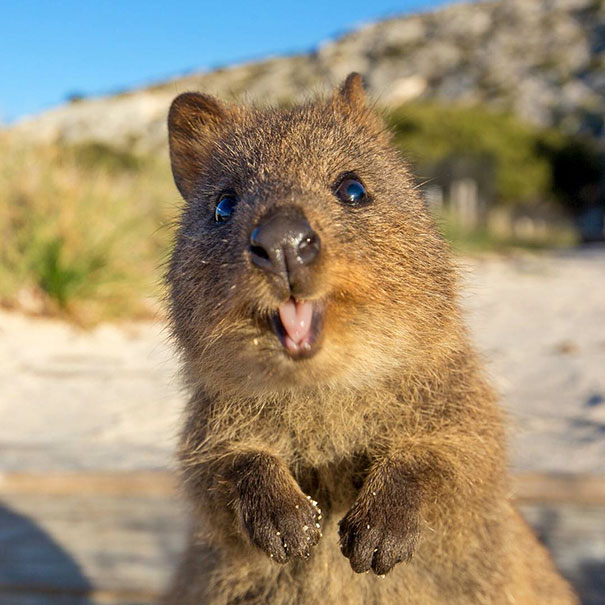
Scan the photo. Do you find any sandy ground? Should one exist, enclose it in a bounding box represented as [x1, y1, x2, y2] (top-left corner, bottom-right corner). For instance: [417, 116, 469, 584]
[1, 247, 604, 474]
[461, 247, 605, 474]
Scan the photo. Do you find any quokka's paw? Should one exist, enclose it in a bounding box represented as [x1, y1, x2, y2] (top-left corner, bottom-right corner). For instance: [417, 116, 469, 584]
[238, 484, 323, 564]
[338, 488, 420, 576]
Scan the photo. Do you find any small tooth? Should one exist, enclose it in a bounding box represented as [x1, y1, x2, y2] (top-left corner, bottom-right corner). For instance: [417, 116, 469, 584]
[303, 525, 308, 531]
[276, 531, 280, 536]
[366, 524, 371, 530]
[315, 523, 321, 528]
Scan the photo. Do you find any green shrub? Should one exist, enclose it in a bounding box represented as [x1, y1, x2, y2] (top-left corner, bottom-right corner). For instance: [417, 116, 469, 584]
[32, 236, 106, 309]
[387, 103, 553, 204]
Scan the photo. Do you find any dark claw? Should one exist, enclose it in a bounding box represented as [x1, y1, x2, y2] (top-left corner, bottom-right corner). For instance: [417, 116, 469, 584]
[338, 488, 420, 576]
[240, 489, 322, 563]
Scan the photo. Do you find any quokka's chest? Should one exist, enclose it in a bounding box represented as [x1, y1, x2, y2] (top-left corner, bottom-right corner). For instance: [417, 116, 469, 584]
[290, 453, 371, 515]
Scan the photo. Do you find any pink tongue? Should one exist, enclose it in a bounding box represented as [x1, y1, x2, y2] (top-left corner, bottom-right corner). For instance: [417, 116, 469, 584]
[278, 299, 313, 348]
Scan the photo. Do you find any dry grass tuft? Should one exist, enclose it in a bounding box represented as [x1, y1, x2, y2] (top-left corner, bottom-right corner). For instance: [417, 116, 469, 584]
[0, 134, 179, 323]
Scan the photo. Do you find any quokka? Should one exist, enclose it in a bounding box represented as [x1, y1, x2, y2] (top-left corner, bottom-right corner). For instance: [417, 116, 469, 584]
[164, 74, 576, 604]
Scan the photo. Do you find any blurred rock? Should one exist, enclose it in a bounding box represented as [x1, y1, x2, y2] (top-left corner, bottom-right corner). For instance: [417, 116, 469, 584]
[5, 0, 603, 152]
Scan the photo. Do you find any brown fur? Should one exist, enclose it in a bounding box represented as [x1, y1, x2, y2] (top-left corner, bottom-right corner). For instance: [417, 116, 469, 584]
[164, 74, 576, 604]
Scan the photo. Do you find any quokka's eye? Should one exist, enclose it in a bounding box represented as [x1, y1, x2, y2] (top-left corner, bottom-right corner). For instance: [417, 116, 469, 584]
[215, 193, 238, 223]
[335, 175, 370, 205]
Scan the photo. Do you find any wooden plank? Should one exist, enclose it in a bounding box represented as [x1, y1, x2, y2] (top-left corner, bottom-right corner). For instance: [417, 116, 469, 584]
[0, 470, 175, 498]
[2, 470, 605, 505]
[514, 472, 605, 506]
[0, 586, 159, 605]
[520, 502, 605, 605]
[0, 491, 187, 603]
[0, 472, 604, 603]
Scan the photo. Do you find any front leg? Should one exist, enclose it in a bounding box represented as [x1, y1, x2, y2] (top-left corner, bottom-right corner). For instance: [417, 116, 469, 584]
[338, 457, 422, 575]
[231, 451, 322, 563]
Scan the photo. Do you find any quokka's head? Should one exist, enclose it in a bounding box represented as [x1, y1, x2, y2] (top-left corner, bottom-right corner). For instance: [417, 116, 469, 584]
[167, 74, 459, 397]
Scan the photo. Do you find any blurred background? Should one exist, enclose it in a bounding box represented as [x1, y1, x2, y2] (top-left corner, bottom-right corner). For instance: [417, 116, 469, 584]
[0, 0, 603, 603]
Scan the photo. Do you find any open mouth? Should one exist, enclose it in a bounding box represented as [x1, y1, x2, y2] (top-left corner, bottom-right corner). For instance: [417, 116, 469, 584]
[270, 298, 323, 359]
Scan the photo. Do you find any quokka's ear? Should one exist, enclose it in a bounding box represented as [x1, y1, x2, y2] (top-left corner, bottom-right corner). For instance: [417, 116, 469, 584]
[334, 72, 366, 110]
[168, 92, 228, 199]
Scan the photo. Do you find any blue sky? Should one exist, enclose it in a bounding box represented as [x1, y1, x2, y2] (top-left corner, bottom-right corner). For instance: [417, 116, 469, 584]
[0, 0, 459, 123]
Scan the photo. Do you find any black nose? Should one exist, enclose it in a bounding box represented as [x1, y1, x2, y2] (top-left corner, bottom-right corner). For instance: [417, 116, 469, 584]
[249, 212, 320, 285]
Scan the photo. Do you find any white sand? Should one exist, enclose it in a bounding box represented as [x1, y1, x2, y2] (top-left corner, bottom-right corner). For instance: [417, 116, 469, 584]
[461, 247, 605, 474]
[1, 247, 604, 473]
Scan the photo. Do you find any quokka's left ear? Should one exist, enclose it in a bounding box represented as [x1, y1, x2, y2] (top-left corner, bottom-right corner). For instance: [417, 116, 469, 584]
[333, 72, 367, 110]
[332, 73, 387, 133]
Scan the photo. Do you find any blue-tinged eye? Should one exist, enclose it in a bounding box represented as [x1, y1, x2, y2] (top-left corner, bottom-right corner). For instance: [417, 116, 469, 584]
[215, 193, 238, 223]
[335, 176, 369, 205]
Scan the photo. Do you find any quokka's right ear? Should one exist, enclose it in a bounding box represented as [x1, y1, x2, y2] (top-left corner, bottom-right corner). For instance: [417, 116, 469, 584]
[167, 92, 228, 200]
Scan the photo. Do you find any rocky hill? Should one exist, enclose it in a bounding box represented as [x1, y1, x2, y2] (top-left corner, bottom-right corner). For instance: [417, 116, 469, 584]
[8, 0, 604, 151]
